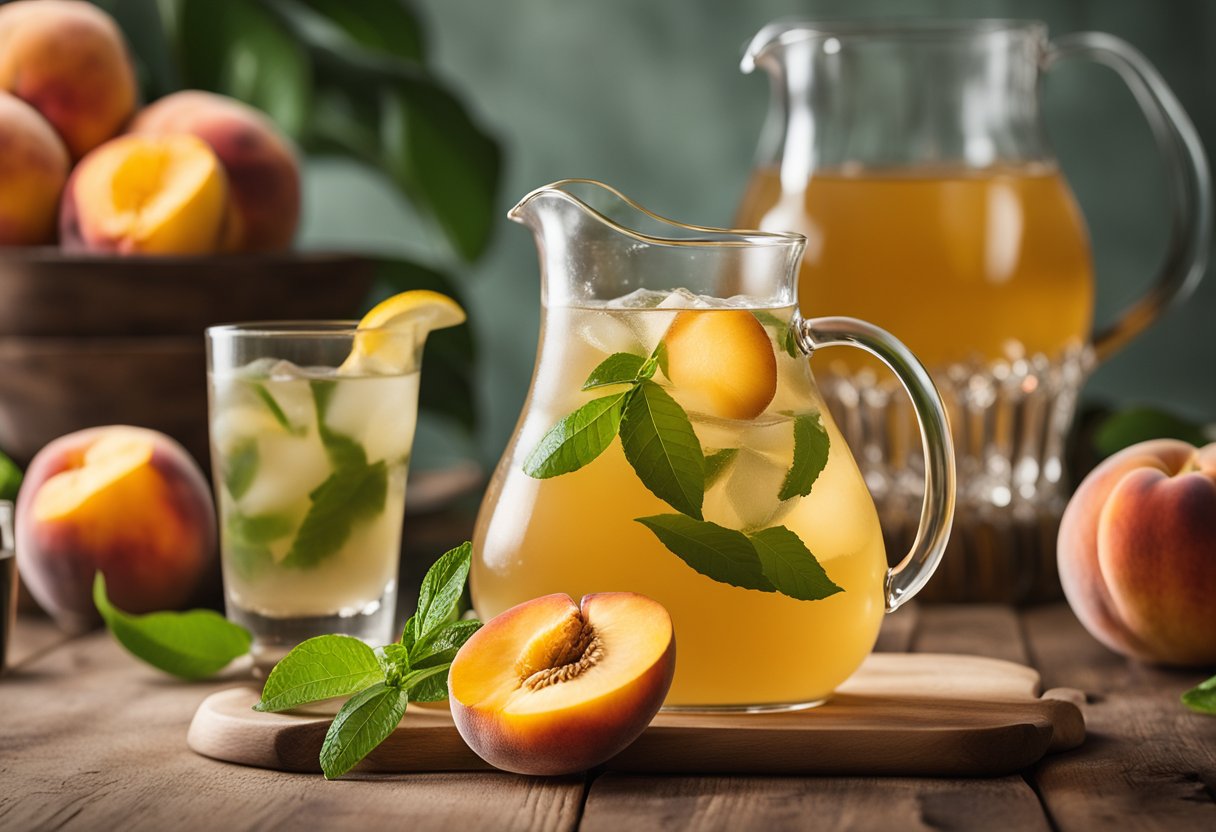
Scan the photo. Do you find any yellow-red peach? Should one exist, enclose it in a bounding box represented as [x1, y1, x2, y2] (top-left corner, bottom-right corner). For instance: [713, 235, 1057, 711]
[1058, 439, 1216, 666]
[0, 91, 69, 245]
[449, 592, 675, 775]
[59, 133, 229, 255]
[0, 0, 137, 159]
[130, 91, 300, 252]
[15, 426, 217, 632]
[663, 310, 778, 420]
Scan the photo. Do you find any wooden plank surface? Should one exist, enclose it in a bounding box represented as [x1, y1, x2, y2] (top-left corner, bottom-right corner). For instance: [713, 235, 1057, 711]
[0, 631, 584, 832]
[1022, 605, 1216, 831]
[3, 613, 75, 671]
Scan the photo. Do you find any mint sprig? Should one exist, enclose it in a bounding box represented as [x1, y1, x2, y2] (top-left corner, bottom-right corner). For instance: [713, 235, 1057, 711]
[255, 542, 482, 779]
[1183, 675, 1216, 714]
[93, 573, 251, 680]
[524, 332, 843, 603]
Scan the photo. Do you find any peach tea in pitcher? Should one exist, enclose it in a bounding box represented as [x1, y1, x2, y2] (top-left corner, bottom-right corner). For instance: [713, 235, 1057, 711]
[472, 181, 955, 710]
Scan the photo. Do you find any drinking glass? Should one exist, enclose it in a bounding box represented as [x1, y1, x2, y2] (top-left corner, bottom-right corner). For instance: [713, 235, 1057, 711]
[1, 501, 14, 674]
[206, 323, 421, 666]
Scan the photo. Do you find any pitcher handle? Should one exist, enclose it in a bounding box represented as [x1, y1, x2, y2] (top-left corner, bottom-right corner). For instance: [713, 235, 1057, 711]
[796, 316, 956, 611]
[1045, 33, 1212, 361]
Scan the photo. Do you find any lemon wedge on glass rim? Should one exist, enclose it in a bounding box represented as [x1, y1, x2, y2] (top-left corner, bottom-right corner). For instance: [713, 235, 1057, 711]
[339, 290, 466, 375]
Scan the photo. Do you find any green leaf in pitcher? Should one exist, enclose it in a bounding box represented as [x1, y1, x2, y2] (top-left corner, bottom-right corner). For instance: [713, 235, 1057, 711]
[222, 437, 259, 500]
[582, 352, 648, 389]
[281, 460, 388, 569]
[637, 514, 775, 593]
[778, 413, 830, 500]
[703, 448, 738, 489]
[620, 380, 706, 519]
[523, 388, 632, 478]
[749, 526, 842, 601]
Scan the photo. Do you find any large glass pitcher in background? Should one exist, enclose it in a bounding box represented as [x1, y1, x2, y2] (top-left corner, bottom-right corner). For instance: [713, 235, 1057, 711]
[472, 180, 954, 709]
[736, 20, 1210, 602]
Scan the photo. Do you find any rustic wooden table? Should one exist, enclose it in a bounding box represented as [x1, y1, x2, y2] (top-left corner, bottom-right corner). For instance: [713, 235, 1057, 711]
[2, 603, 1213, 831]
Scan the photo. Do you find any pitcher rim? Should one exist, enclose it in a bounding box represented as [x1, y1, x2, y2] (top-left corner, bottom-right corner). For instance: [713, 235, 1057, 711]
[508, 178, 806, 249]
[742, 18, 1049, 72]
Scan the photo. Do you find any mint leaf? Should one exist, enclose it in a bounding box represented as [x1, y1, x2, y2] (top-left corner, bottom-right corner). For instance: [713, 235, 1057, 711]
[253, 383, 298, 433]
[410, 542, 473, 644]
[653, 341, 670, 379]
[405, 671, 451, 703]
[228, 511, 296, 545]
[620, 380, 705, 518]
[582, 353, 646, 390]
[636, 514, 774, 592]
[319, 682, 409, 779]
[778, 414, 830, 500]
[412, 619, 481, 668]
[1183, 675, 1216, 714]
[255, 635, 385, 712]
[752, 310, 799, 358]
[704, 448, 738, 488]
[223, 438, 259, 500]
[523, 389, 631, 479]
[93, 573, 251, 679]
[281, 461, 387, 569]
[0, 449, 22, 502]
[227, 540, 273, 582]
[376, 643, 411, 685]
[311, 380, 369, 470]
[749, 526, 842, 601]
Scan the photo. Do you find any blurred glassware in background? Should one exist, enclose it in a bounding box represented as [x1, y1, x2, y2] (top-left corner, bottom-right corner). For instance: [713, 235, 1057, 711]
[736, 19, 1210, 602]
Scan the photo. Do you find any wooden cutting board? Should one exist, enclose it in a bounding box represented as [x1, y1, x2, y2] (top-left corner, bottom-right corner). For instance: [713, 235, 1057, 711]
[187, 653, 1084, 777]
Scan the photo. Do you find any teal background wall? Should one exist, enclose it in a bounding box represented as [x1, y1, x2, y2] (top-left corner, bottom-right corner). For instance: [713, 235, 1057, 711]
[297, 0, 1216, 471]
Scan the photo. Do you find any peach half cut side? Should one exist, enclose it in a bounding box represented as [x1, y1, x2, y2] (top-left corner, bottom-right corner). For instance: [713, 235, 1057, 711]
[663, 309, 778, 420]
[61, 133, 229, 254]
[448, 592, 676, 776]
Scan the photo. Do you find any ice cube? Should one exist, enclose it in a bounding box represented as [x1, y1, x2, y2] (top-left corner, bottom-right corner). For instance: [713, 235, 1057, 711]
[238, 432, 332, 516]
[322, 375, 420, 463]
[605, 288, 670, 309]
[255, 377, 315, 431]
[210, 405, 279, 457]
[576, 308, 644, 356]
[723, 448, 796, 531]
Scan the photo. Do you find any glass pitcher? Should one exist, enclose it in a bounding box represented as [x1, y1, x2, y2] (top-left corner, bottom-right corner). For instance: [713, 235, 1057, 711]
[472, 180, 954, 710]
[735, 20, 1210, 602]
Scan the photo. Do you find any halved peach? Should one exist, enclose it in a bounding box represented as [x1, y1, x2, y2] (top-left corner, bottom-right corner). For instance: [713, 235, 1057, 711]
[59, 133, 229, 254]
[663, 309, 777, 420]
[449, 592, 675, 775]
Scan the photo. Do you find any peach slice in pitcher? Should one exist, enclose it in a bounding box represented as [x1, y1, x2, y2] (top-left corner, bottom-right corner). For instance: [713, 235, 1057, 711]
[448, 592, 675, 775]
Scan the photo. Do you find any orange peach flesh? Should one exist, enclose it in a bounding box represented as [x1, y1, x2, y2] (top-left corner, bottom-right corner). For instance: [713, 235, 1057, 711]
[449, 592, 675, 774]
[70, 134, 228, 254]
[663, 309, 778, 420]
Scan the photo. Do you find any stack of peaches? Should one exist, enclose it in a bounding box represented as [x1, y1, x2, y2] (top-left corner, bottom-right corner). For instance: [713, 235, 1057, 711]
[0, 0, 299, 255]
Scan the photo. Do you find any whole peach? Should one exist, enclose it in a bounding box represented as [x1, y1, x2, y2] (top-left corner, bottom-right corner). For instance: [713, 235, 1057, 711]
[130, 91, 301, 252]
[1058, 439, 1216, 666]
[0, 91, 69, 245]
[15, 426, 217, 632]
[0, 0, 138, 159]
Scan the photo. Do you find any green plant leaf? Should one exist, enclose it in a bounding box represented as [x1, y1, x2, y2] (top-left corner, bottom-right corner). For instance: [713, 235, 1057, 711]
[176, 0, 311, 137]
[410, 543, 473, 644]
[93, 573, 251, 680]
[280, 461, 388, 569]
[523, 389, 632, 479]
[583, 353, 646, 390]
[620, 380, 706, 519]
[1094, 407, 1209, 458]
[0, 449, 21, 502]
[310, 381, 370, 470]
[749, 526, 842, 601]
[1182, 675, 1216, 715]
[95, 0, 181, 99]
[255, 634, 386, 712]
[226, 540, 274, 583]
[293, 0, 426, 63]
[222, 438, 259, 500]
[319, 681, 409, 779]
[752, 310, 800, 358]
[703, 448, 738, 489]
[411, 619, 481, 669]
[228, 511, 296, 545]
[636, 514, 774, 592]
[779, 414, 830, 500]
[252, 383, 299, 434]
[652, 341, 669, 379]
[404, 670, 451, 703]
